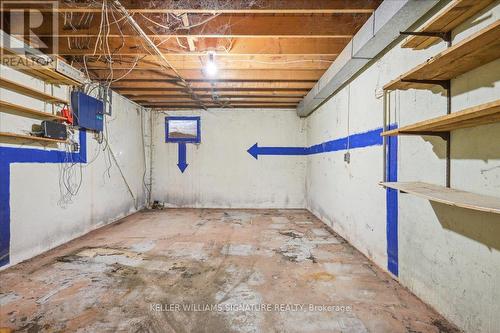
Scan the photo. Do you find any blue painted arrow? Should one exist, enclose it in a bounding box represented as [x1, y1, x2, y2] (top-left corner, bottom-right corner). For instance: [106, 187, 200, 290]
[177, 142, 188, 173]
[247, 144, 308, 159]
[247, 124, 401, 277]
[247, 127, 385, 159]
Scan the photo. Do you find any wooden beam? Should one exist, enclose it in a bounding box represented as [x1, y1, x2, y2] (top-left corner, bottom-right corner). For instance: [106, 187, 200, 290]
[56, 37, 346, 55]
[76, 55, 335, 70]
[113, 87, 309, 98]
[147, 105, 297, 109]
[131, 97, 303, 103]
[1, 0, 381, 14]
[41, 15, 367, 39]
[145, 104, 297, 108]
[113, 87, 310, 93]
[110, 81, 315, 89]
[124, 93, 305, 99]
[180, 13, 196, 52]
[90, 69, 324, 81]
[142, 100, 299, 105]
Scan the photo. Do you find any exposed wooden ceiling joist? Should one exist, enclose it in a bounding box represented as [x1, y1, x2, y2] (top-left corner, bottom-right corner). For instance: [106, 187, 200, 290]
[37, 15, 368, 39]
[1, 0, 380, 14]
[145, 103, 299, 107]
[56, 37, 346, 56]
[0, 0, 381, 108]
[88, 69, 324, 81]
[72, 55, 335, 70]
[110, 81, 316, 89]
[126, 94, 304, 98]
[147, 105, 297, 109]
[129, 96, 303, 102]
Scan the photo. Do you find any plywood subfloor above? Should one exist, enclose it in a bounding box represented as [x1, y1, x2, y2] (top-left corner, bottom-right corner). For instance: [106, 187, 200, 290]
[381, 99, 500, 136]
[385, 20, 500, 90]
[402, 0, 497, 49]
[380, 182, 500, 214]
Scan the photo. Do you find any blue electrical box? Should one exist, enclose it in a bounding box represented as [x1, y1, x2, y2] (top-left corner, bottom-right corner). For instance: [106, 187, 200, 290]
[71, 92, 104, 131]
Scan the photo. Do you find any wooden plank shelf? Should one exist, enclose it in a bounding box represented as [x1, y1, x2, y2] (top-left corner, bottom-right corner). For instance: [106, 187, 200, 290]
[381, 99, 500, 136]
[0, 100, 66, 121]
[1, 48, 81, 86]
[385, 20, 500, 90]
[1, 52, 80, 86]
[380, 182, 500, 214]
[0, 77, 68, 105]
[402, 0, 496, 50]
[0, 131, 67, 144]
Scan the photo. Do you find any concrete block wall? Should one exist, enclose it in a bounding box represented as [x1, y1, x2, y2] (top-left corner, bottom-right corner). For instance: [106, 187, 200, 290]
[150, 109, 306, 208]
[0, 65, 148, 268]
[305, 3, 500, 333]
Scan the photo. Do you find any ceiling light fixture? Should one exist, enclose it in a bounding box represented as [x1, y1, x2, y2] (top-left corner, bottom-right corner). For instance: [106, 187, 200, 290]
[205, 51, 217, 77]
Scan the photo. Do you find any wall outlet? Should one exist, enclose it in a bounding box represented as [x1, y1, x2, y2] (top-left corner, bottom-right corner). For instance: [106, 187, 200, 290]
[344, 152, 351, 164]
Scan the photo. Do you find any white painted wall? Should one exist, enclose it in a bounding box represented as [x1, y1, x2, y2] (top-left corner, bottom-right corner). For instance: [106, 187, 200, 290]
[0, 65, 148, 268]
[151, 109, 306, 208]
[1, 3, 499, 332]
[305, 3, 500, 333]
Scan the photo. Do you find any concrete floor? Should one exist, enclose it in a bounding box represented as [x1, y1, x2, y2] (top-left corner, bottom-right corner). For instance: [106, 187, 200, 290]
[0, 209, 460, 333]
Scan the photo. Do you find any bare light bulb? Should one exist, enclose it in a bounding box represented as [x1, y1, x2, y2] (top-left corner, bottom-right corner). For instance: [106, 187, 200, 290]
[205, 61, 217, 77]
[205, 52, 217, 77]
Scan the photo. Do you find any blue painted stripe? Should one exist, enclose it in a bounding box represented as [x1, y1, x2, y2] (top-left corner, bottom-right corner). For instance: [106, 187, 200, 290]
[0, 130, 87, 267]
[0, 130, 87, 164]
[0, 163, 11, 266]
[308, 127, 383, 154]
[248, 126, 385, 159]
[247, 124, 399, 277]
[386, 125, 398, 276]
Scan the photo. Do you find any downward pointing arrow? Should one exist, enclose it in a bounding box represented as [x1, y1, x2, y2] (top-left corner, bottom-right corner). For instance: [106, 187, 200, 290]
[177, 142, 188, 173]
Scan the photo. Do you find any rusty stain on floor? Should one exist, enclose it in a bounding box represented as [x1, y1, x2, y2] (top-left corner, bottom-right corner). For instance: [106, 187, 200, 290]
[0, 209, 461, 333]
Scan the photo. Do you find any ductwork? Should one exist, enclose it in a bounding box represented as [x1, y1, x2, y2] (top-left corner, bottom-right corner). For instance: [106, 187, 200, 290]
[296, 0, 444, 117]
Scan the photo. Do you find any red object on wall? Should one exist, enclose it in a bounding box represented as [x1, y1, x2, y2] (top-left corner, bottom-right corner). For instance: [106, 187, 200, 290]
[61, 106, 73, 124]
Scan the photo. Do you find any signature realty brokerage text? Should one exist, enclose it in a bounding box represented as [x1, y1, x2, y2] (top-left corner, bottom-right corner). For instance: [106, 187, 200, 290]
[150, 303, 353, 313]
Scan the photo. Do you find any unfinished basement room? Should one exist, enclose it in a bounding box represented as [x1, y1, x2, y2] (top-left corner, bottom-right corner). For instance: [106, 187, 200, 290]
[0, 0, 499, 332]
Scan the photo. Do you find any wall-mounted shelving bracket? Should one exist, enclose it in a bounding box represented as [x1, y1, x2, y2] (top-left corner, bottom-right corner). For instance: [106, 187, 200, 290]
[399, 131, 450, 141]
[400, 79, 450, 90]
[400, 31, 452, 43]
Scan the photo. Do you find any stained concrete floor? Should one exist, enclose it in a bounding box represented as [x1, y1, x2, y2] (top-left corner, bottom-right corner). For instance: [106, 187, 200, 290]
[0, 209, 460, 333]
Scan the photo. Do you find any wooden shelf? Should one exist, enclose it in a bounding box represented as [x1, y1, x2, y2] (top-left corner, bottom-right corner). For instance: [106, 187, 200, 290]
[382, 99, 500, 136]
[0, 77, 68, 104]
[1, 49, 81, 86]
[380, 182, 500, 214]
[0, 131, 67, 143]
[385, 20, 500, 90]
[402, 0, 496, 49]
[0, 100, 66, 121]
